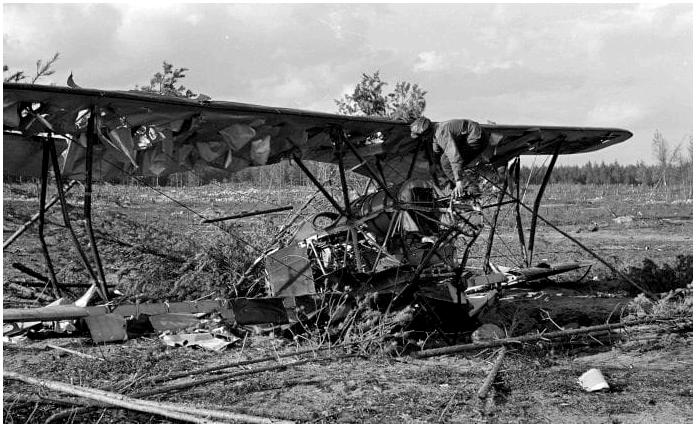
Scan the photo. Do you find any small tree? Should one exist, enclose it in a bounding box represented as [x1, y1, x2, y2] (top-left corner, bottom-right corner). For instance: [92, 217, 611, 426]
[335, 71, 427, 120]
[136, 61, 198, 98]
[4, 52, 60, 83]
[652, 129, 670, 186]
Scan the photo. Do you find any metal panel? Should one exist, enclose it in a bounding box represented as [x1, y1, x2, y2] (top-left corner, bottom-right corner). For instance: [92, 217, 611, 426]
[265, 246, 315, 297]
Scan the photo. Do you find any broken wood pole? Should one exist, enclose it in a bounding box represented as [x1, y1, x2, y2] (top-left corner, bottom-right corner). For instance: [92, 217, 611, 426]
[477, 347, 506, 399]
[201, 205, 294, 223]
[4, 371, 213, 424]
[413, 316, 686, 358]
[3, 180, 78, 250]
[45, 344, 104, 361]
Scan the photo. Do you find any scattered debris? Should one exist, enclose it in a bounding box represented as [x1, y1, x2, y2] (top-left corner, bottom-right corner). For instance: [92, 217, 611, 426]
[578, 368, 610, 392]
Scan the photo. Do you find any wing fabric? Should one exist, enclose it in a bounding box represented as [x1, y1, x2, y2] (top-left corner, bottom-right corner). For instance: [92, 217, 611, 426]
[3, 83, 631, 183]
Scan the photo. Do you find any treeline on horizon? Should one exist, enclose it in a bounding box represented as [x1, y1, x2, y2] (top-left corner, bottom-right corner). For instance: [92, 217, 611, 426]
[4, 159, 693, 189]
[519, 160, 692, 187]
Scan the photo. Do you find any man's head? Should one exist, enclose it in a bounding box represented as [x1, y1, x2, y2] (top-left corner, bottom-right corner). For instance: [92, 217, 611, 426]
[410, 116, 432, 139]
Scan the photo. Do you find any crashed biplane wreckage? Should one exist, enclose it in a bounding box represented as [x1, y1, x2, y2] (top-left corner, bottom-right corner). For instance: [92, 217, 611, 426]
[3, 83, 637, 340]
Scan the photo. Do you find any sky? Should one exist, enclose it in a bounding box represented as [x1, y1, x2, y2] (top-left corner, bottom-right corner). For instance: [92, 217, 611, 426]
[3, 2, 693, 166]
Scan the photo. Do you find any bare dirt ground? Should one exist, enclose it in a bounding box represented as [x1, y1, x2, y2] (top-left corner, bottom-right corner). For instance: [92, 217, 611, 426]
[3, 182, 693, 423]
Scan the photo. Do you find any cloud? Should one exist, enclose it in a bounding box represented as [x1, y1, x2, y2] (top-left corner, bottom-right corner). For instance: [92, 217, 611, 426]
[3, 3, 691, 166]
[467, 60, 522, 75]
[413, 51, 447, 72]
[586, 102, 648, 127]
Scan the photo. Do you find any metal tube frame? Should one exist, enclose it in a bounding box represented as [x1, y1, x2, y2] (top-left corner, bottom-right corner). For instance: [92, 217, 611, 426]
[37, 140, 62, 298]
[85, 107, 109, 301]
[3, 180, 78, 250]
[344, 139, 397, 203]
[526, 141, 561, 266]
[511, 157, 528, 265]
[47, 136, 107, 302]
[483, 166, 509, 273]
[470, 168, 657, 299]
[292, 154, 347, 217]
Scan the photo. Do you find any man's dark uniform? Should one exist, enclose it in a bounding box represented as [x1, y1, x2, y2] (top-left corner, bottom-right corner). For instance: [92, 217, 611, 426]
[431, 119, 486, 185]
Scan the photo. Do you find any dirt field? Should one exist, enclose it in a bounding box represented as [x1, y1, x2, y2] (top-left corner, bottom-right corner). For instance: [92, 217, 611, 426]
[2, 181, 693, 423]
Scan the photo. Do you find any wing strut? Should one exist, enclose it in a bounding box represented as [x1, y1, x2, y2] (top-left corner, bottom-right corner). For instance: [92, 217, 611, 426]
[344, 139, 397, 202]
[511, 157, 528, 263]
[291, 154, 347, 217]
[37, 139, 62, 299]
[471, 168, 657, 299]
[85, 106, 110, 302]
[483, 166, 509, 273]
[526, 138, 562, 266]
[330, 127, 353, 218]
[47, 135, 109, 302]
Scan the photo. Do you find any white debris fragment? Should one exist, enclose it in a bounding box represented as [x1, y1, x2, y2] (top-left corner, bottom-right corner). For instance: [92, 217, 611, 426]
[471, 323, 504, 343]
[161, 333, 238, 352]
[612, 215, 634, 224]
[578, 368, 610, 392]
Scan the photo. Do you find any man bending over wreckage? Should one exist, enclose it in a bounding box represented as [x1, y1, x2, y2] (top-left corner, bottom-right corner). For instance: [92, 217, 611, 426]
[410, 116, 487, 198]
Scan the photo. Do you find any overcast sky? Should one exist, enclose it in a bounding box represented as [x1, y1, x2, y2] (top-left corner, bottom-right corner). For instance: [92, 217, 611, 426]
[3, 2, 693, 165]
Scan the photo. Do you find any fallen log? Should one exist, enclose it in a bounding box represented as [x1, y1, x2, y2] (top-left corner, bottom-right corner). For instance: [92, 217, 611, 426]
[40, 355, 349, 423]
[8, 372, 289, 424]
[137, 354, 357, 398]
[413, 316, 690, 358]
[4, 371, 212, 424]
[477, 347, 506, 399]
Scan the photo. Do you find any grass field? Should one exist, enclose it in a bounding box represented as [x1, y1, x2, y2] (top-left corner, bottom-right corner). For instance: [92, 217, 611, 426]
[2, 180, 693, 423]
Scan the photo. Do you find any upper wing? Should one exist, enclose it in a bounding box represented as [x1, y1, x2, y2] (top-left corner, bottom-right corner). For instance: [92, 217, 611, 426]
[3, 83, 631, 184]
[482, 124, 632, 160]
[3, 83, 415, 181]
